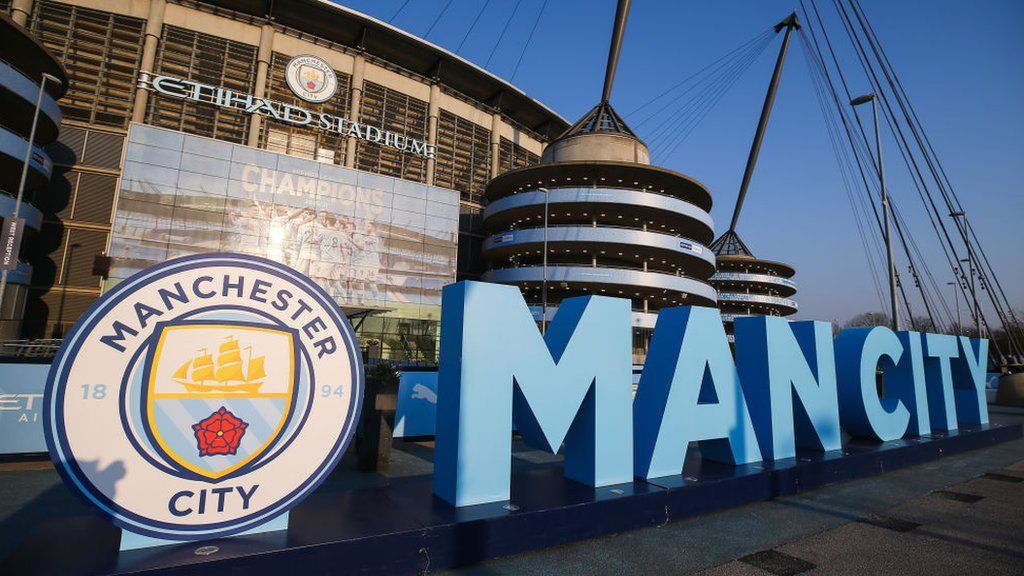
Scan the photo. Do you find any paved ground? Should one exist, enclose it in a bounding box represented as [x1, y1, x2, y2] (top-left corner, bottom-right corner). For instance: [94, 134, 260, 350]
[438, 406, 1024, 576]
[1, 407, 1022, 575]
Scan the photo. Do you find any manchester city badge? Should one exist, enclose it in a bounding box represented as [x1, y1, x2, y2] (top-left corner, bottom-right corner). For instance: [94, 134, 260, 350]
[43, 253, 363, 541]
[284, 54, 338, 103]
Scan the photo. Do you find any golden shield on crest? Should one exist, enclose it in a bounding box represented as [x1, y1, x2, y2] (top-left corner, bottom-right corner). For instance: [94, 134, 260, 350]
[142, 321, 298, 481]
[299, 64, 326, 92]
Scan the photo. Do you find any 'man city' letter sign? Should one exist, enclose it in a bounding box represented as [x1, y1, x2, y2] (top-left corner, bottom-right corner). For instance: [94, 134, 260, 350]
[432, 281, 990, 507]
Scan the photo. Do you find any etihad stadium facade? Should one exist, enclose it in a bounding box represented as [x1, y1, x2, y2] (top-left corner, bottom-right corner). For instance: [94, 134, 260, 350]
[0, 0, 570, 362]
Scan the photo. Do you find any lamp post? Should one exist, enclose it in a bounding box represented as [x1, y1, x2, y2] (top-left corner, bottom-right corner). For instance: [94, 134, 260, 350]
[540, 187, 549, 335]
[946, 280, 960, 333]
[851, 93, 899, 331]
[950, 211, 981, 337]
[0, 72, 62, 331]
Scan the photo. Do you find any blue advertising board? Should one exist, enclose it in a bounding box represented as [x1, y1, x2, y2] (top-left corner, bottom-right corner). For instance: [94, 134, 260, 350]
[0, 362, 49, 454]
[394, 371, 439, 438]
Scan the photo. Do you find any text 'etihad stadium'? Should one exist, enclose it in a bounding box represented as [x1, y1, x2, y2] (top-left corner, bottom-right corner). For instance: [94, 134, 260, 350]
[138, 72, 437, 159]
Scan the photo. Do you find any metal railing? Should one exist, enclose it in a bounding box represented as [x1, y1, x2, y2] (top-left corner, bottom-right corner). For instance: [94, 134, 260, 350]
[0, 339, 62, 359]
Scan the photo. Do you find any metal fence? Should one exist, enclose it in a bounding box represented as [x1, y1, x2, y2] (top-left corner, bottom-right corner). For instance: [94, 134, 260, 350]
[0, 339, 62, 359]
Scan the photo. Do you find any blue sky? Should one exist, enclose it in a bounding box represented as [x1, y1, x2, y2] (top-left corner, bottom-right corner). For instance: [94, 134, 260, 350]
[340, 0, 1023, 326]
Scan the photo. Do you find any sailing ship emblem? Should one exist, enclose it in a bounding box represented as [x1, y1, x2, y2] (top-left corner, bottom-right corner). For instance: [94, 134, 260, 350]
[173, 337, 267, 394]
[143, 321, 299, 480]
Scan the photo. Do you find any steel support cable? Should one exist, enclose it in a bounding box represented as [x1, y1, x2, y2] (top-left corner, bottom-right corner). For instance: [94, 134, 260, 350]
[835, 0, 1020, 355]
[892, 201, 954, 330]
[456, 0, 494, 54]
[811, 0, 977, 335]
[882, 141, 959, 330]
[388, 0, 412, 23]
[849, 0, 989, 265]
[634, 32, 774, 135]
[807, 0, 887, 182]
[659, 55, 765, 161]
[485, 0, 524, 67]
[651, 36, 773, 158]
[838, 82, 942, 328]
[653, 49, 766, 160]
[663, 30, 782, 162]
[654, 39, 772, 159]
[798, 35, 888, 313]
[843, 6, 1018, 358]
[872, 101, 958, 330]
[872, 192, 919, 327]
[884, 135, 960, 330]
[838, 0, 979, 295]
[848, 0, 1024, 351]
[797, 16, 885, 240]
[797, 9, 884, 237]
[626, 28, 774, 120]
[511, 0, 549, 81]
[804, 6, 950, 331]
[799, 12, 915, 324]
[821, 2, 967, 335]
[797, 33, 888, 310]
[870, 25, 1024, 343]
[424, 0, 456, 38]
[643, 35, 772, 148]
[832, 0, 970, 284]
[644, 47, 763, 153]
[886, 196, 937, 329]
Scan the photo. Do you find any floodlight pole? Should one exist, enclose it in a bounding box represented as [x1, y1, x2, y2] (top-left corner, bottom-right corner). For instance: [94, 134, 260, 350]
[852, 93, 899, 331]
[601, 0, 632, 103]
[728, 13, 799, 232]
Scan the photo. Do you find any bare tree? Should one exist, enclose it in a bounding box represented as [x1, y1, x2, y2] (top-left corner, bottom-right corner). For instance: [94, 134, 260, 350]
[843, 311, 890, 328]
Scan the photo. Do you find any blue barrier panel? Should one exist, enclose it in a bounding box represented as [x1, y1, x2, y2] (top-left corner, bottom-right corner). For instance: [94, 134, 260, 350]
[0, 362, 50, 454]
[394, 371, 439, 438]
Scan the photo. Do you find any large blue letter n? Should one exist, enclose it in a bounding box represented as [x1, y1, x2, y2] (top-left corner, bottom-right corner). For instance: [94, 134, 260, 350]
[432, 281, 634, 507]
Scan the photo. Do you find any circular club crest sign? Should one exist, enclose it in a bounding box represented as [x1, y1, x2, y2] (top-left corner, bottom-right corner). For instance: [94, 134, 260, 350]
[44, 254, 363, 540]
[284, 54, 338, 103]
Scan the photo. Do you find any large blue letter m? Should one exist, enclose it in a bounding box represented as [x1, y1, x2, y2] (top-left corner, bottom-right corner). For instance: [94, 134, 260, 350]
[432, 281, 634, 507]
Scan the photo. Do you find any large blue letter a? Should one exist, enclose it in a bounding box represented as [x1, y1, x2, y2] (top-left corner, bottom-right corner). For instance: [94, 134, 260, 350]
[432, 281, 634, 507]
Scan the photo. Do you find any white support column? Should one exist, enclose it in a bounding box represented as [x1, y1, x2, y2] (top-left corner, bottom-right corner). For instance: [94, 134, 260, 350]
[489, 110, 501, 179]
[247, 23, 275, 148]
[344, 52, 365, 168]
[132, 0, 167, 123]
[11, 0, 32, 26]
[424, 82, 441, 184]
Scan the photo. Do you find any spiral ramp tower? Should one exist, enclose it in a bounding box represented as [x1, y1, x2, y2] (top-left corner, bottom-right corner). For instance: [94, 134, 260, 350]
[481, 0, 717, 362]
[0, 12, 67, 338]
[709, 231, 797, 341]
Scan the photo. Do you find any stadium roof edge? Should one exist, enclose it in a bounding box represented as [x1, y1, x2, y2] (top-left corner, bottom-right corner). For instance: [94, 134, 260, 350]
[199, 0, 570, 141]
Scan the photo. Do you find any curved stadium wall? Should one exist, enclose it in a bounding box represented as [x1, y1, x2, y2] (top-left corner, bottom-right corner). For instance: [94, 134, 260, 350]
[0, 0, 569, 362]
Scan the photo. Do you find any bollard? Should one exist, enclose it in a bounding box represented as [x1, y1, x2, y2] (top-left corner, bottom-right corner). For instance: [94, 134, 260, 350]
[356, 361, 401, 472]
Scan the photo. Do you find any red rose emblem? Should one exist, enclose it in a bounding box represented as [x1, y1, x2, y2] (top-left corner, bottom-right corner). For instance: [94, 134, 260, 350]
[193, 406, 248, 457]
[306, 80, 316, 89]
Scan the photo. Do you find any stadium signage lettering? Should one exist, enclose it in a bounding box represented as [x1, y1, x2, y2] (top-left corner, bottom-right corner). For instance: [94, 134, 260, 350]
[140, 73, 436, 159]
[237, 165, 384, 216]
[433, 281, 990, 506]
